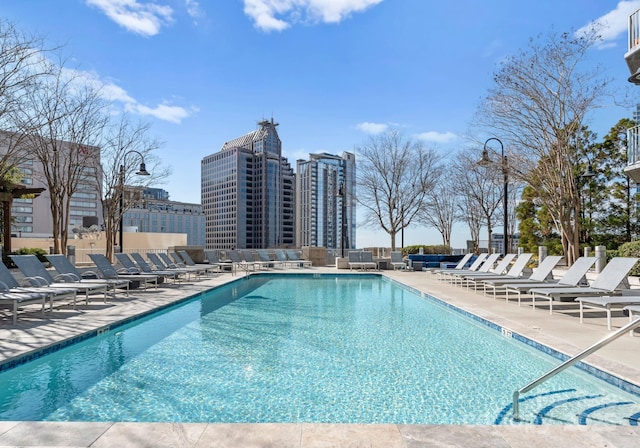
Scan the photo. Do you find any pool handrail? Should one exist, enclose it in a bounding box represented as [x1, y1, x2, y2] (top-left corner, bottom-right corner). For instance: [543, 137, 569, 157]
[512, 316, 640, 420]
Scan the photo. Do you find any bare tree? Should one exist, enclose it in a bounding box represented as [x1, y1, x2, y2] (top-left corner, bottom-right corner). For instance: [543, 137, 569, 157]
[98, 114, 167, 260]
[474, 28, 610, 264]
[452, 148, 503, 252]
[458, 192, 483, 254]
[417, 172, 458, 248]
[0, 20, 56, 251]
[356, 131, 442, 250]
[16, 63, 109, 254]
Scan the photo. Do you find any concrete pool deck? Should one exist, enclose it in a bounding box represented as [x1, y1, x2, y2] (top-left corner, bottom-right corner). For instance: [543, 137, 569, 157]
[1, 266, 640, 447]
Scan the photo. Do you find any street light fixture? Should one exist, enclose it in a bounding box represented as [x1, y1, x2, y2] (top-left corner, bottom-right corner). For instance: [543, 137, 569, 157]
[118, 150, 150, 252]
[477, 137, 509, 254]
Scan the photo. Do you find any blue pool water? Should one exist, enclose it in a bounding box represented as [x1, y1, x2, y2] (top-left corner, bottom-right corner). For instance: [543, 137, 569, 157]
[0, 274, 639, 425]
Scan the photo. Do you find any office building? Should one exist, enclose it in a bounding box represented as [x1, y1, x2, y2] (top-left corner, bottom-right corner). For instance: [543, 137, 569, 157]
[201, 118, 295, 249]
[0, 133, 102, 238]
[296, 152, 356, 253]
[123, 187, 205, 246]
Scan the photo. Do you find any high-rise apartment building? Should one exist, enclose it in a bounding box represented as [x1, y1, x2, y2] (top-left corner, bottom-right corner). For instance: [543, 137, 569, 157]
[201, 119, 295, 249]
[123, 187, 205, 246]
[296, 152, 356, 252]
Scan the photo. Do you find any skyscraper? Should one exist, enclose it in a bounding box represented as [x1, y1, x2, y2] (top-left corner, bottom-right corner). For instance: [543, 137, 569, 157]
[296, 152, 355, 253]
[201, 119, 295, 249]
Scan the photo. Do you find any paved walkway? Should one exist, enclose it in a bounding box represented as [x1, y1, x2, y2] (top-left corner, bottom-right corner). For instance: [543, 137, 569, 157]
[1, 267, 640, 447]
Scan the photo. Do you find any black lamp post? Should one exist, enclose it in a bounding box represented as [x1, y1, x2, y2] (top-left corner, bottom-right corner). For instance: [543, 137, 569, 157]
[118, 151, 150, 252]
[478, 137, 508, 254]
[578, 158, 595, 245]
[338, 181, 347, 258]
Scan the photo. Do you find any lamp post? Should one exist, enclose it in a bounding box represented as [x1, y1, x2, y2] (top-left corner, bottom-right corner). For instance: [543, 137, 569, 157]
[478, 137, 508, 254]
[338, 181, 347, 258]
[578, 158, 595, 246]
[118, 151, 150, 252]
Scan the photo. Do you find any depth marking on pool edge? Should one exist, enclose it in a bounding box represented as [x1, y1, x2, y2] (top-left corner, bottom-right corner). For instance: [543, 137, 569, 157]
[96, 326, 110, 335]
[501, 327, 513, 338]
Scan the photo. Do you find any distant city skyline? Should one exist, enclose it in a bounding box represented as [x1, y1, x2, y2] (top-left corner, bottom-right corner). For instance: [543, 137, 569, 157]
[1, 1, 638, 248]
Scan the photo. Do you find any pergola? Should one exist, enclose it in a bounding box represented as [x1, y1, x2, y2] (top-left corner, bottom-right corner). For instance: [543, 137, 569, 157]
[0, 185, 45, 254]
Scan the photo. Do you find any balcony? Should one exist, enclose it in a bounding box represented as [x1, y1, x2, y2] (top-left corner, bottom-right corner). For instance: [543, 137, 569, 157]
[625, 8, 640, 83]
[624, 125, 640, 182]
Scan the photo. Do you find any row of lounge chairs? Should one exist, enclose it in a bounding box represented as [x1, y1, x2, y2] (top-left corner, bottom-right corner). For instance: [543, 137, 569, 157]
[347, 251, 407, 271]
[0, 250, 216, 325]
[204, 249, 312, 273]
[435, 252, 640, 331]
[0, 248, 315, 325]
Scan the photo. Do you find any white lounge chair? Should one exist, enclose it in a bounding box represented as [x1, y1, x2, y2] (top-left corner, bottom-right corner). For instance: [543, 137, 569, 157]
[427, 253, 473, 279]
[0, 288, 47, 325]
[390, 251, 407, 270]
[46, 254, 130, 297]
[89, 254, 160, 290]
[446, 253, 501, 287]
[462, 253, 519, 290]
[348, 251, 377, 271]
[11, 255, 108, 304]
[438, 253, 489, 283]
[285, 250, 312, 268]
[482, 255, 563, 299]
[228, 250, 257, 274]
[529, 257, 640, 314]
[257, 250, 284, 269]
[177, 250, 218, 275]
[204, 250, 234, 272]
[240, 249, 271, 270]
[575, 291, 640, 330]
[360, 251, 378, 271]
[503, 257, 596, 305]
[118, 253, 184, 284]
[624, 305, 640, 336]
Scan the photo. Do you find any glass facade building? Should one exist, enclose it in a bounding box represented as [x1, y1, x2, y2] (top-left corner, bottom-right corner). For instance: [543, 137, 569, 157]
[296, 152, 356, 252]
[201, 119, 296, 249]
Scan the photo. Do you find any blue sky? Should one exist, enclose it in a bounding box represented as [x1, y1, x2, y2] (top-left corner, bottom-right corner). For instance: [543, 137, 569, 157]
[1, 0, 639, 248]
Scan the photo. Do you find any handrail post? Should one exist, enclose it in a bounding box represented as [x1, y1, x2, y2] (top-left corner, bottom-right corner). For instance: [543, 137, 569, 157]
[512, 317, 640, 420]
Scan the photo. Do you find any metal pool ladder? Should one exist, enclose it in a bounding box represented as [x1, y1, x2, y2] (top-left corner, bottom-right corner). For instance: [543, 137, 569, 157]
[512, 316, 640, 420]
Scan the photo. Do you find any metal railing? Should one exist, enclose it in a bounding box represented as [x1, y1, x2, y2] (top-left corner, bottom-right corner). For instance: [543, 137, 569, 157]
[628, 125, 640, 166]
[512, 317, 640, 420]
[630, 9, 640, 51]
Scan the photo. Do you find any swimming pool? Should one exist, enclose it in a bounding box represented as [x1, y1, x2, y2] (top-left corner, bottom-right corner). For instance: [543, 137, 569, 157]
[0, 274, 639, 425]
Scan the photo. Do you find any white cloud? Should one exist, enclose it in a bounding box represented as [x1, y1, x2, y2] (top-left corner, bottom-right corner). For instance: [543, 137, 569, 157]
[243, 0, 384, 32]
[576, 0, 640, 48]
[62, 67, 192, 123]
[356, 122, 388, 134]
[415, 131, 457, 144]
[185, 0, 203, 21]
[86, 0, 174, 36]
[127, 102, 192, 123]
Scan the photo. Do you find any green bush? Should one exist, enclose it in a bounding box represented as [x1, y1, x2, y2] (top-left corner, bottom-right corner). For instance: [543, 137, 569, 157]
[403, 245, 452, 255]
[616, 241, 640, 276]
[15, 247, 48, 263]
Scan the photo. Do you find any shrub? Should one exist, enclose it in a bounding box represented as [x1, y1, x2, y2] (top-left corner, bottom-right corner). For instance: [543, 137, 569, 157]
[15, 247, 48, 263]
[403, 245, 452, 255]
[616, 241, 640, 276]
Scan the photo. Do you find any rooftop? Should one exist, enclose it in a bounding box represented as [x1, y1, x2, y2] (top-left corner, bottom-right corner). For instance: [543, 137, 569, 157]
[0, 266, 639, 447]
